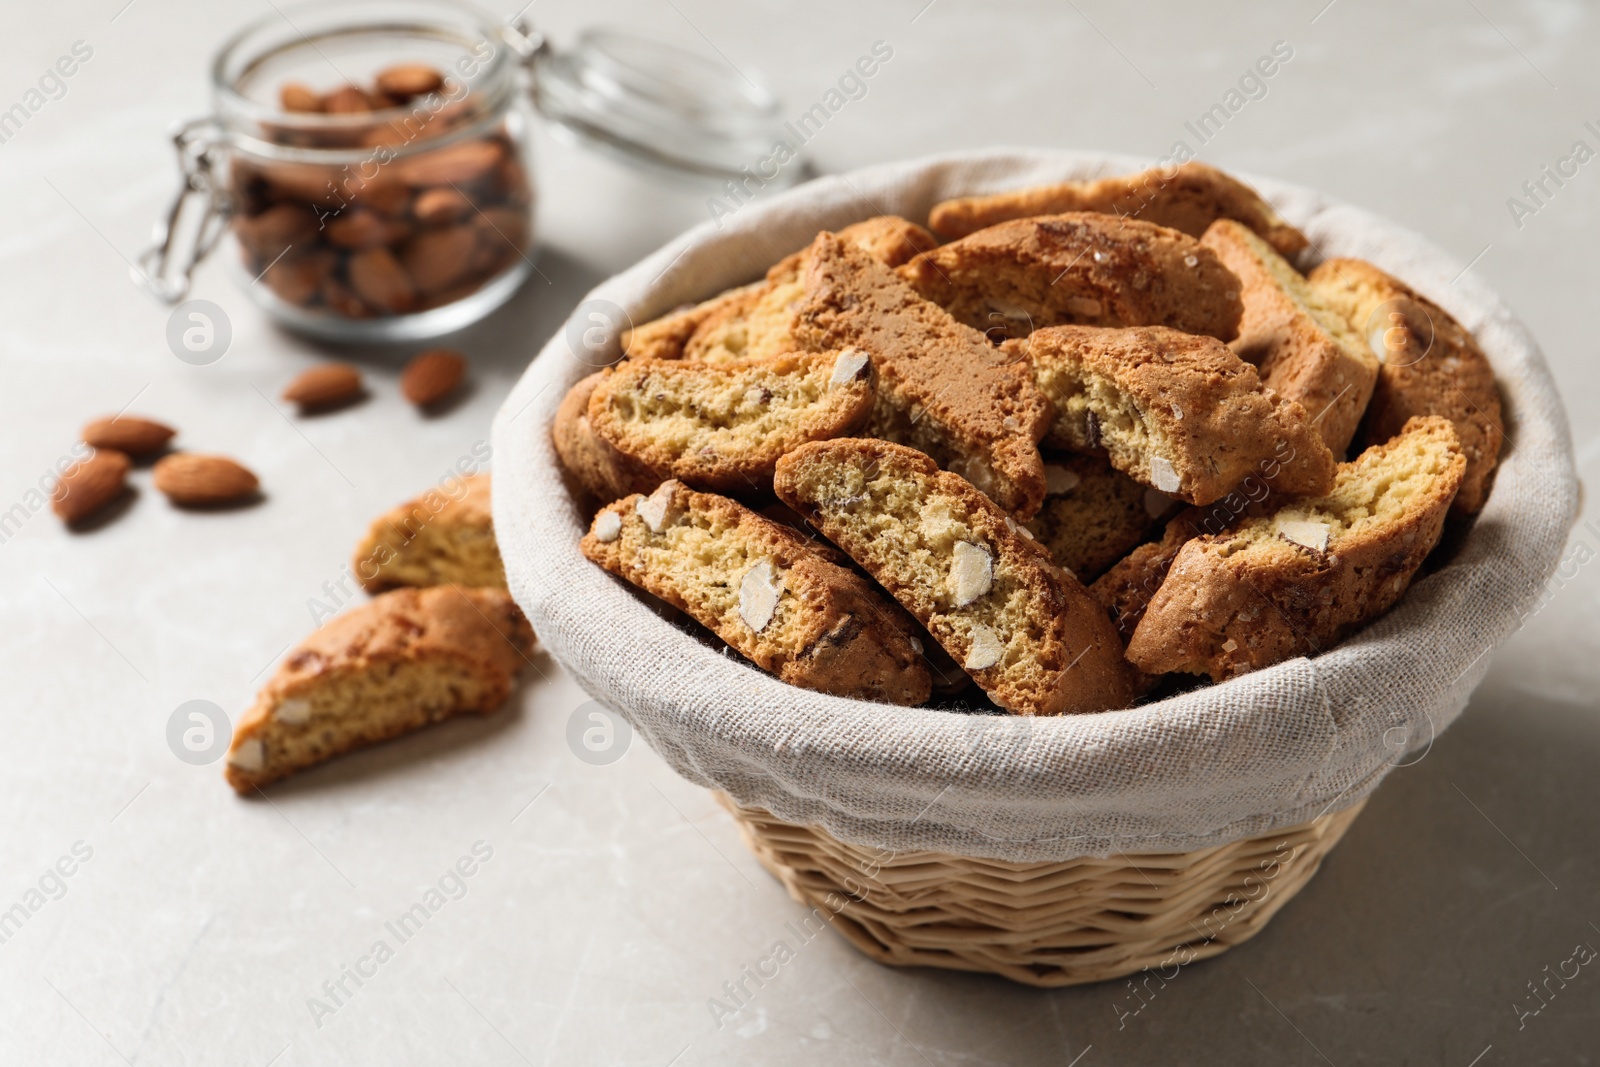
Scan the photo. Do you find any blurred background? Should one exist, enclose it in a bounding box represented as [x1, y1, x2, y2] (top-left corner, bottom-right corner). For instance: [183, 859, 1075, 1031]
[2, 1, 1596, 1063]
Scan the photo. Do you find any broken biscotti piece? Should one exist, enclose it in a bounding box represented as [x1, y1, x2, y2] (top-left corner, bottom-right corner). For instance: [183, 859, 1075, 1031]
[1202, 219, 1380, 457]
[225, 586, 535, 792]
[1308, 257, 1504, 516]
[353, 472, 505, 592]
[899, 213, 1243, 343]
[773, 439, 1139, 715]
[585, 349, 875, 493]
[620, 216, 939, 364]
[1013, 325, 1337, 506]
[1125, 416, 1465, 681]
[792, 232, 1053, 519]
[1025, 453, 1178, 583]
[927, 161, 1309, 258]
[581, 480, 932, 704]
[553, 371, 664, 503]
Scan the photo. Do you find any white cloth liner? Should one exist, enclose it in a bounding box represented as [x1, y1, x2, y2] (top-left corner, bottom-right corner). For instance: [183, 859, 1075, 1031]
[492, 149, 1579, 862]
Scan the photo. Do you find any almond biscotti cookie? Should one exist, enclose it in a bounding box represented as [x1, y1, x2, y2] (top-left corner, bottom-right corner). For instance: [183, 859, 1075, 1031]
[621, 217, 939, 365]
[1025, 453, 1177, 583]
[553, 371, 662, 504]
[773, 439, 1139, 716]
[681, 216, 940, 364]
[791, 232, 1053, 519]
[1125, 416, 1465, 681]
[1308, 257, 1504, 515]
[1013, 325, 1336, 506]
[928, 161, 1309, 257]
[900, 213, 1243, 343]
[620, 280, 767, 362]
[1090, 516, 1196, 643]
[225, 586, 535, 792]
[581, 480, 931, 704]
[586, 349, 875, 493]
[353, 472, 505, 592]
[1201, 219, 1379, 456]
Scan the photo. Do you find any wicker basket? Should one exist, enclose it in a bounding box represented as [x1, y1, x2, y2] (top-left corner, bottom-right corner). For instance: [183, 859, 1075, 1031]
[495, 149, 1577, 994]
[719, 793, 1366, 987]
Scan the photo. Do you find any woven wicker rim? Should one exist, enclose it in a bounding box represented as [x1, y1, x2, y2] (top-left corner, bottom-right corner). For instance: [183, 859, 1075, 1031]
[720, 794, 1366, 987]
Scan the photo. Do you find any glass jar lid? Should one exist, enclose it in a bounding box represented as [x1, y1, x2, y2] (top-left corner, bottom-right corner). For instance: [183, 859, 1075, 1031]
[533, 29, 794, 185]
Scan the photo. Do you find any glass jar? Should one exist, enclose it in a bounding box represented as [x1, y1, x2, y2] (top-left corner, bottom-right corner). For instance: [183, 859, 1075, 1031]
[142, 1, 800, 342]
[144, 1, 536, 341]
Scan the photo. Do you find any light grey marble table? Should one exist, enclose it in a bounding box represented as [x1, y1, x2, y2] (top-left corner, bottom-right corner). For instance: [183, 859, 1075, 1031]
[2, 2, 1597, 1064]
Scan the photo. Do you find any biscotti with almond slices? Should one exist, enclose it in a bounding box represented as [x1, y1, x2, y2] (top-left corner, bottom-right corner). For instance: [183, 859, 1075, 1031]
[900, 212, 1243, 343]
[553, 371, 663, 504]
[1201, 219, 1380, 456]
[1013, 325, 1337, 505]
[1308, 257, 1503, 515]
[1125, 416, 1465, 681]
[927, 161, 1308, 257]
[585, 348, 876, 493]
[353, 472, 505, 592]
[581, 480, 932, 704]
[620, 216, 939, 364]
[774, 438, 1139, 715]
[791, 232, 1053, 519]
[225, 586, 535, 793]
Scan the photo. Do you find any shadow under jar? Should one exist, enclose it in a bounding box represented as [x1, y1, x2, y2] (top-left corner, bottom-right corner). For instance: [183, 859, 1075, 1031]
[195, 2, 536, 341]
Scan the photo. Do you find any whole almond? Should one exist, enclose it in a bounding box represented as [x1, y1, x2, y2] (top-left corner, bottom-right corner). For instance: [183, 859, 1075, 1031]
[81, 416, 175, 456]
[279, 82, 323, 113]
[347, 247, 418, 313]
[283, 363, 364, 410]
[153, 454, 260, 507]
[401, 349, 466, 407]
[412, 187, 472, 223]
[401, 226, 477, 295]
[321, 84, 374, 114]
[375, 64, 445, 100]
[53, 449, 132, 524]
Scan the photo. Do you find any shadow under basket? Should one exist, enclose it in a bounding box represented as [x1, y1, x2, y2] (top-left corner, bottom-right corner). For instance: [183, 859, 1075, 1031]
[717, 794, 1367, 988]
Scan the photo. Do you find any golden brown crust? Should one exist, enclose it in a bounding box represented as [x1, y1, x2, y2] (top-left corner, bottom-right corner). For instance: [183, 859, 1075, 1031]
[901, 213, 1243, 343]
[792, 232, 1052, 519]
[581, 481, 932, 704]
[225, 586, 535, 792]
[928, 161, 1308, 258]
[773, 439, 1139, 715]
[1125, 417, 1465, 680]
[353, 472, 505, 592]
[1089, 508, 1215, 642]
[1307, 258, 1504, 515]
[1201, 220, 1380, 457]
[585, 350, 876, 494]
[552, 372, 662, 504]
[835, 215, 940, 269]
[620, 281, 765, 361]
[1015, 325, 1337, 505]
[622, 217, 941, 365]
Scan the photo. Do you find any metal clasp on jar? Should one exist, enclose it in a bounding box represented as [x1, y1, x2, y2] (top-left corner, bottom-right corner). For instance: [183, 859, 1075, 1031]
[137, 117, 228, 304]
